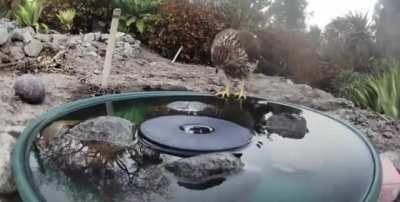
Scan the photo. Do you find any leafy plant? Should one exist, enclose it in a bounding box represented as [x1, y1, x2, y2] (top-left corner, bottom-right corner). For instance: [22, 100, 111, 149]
[41, 0, 114, 33]
[147, 0, 226, 64]
[114, 0, 161, 34]
[0, 0, 12, 17]
[15, 0, 47, 31]
[213, 0, 271, 31]
[321, 12, 375, 73]
[344, 60, 400, 119]
[56, 9, 76, 31]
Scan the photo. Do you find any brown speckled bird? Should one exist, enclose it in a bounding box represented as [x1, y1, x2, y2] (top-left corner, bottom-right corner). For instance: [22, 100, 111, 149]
[211, 28, 260, 99]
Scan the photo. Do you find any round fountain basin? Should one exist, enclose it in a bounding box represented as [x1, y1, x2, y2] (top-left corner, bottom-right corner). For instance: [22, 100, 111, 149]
[12, 92, 382, 202]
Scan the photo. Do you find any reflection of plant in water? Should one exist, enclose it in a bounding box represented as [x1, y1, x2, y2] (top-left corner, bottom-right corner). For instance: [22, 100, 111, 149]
[32, 145, 171, 202]
[115, 104, 147, 124]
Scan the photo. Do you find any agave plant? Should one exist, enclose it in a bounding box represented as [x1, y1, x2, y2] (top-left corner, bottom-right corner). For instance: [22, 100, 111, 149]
[345, 60, 400, 119]
[56, 9, 76, 31]
[322, 11, 375, 72]
[15, 0, 47, 31]
[114, 0, 161, 33]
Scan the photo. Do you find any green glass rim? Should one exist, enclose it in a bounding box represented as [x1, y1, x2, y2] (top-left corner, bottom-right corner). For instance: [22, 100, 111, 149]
[12, 91, 382, 202]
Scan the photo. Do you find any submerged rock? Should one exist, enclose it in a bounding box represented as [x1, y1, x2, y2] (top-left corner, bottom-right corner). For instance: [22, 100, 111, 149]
[37, 117, 161, 172]
[164, 153, 244, 185]
[14, 74, 45, 104]
[68, 116, 136, 149]
[263, 113, 309, 139]
[0, 133, 16, 194]
[166, 101, 215, 114]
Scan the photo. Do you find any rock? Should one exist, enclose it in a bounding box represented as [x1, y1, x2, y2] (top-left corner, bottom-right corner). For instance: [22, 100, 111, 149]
[3, 125, 25, 138]
[0, 52, 10, 63]
[14, 74, 45, 104]
[35, 33, 51, 43]
[166, 101, 215, 114]
[68, 116, 135, 148]
[10, 28, 33, 43]
[38, 117, 136, 169]
[263, 113, 309, 139]
[9, 46, 25, 61]
[83, 33, 95, 42]
[0, 28, 9, 45]
[115, 42, 141, 58]
[23, 39, 43, 57]
[0, 18, 18, 32]
[52, 34, 68, 43]
[0, 134, 16, 194]
[164, 153, 244, 183]
[383, 151, 400, 172]
[99, 34, 109, 42]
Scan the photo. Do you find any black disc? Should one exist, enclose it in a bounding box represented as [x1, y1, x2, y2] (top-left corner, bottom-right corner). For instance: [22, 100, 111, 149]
[139, 115, 252, 156]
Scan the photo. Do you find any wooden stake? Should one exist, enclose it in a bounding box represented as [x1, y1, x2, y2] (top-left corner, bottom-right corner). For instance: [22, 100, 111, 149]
[101, 8, 121, 89]
[171, 46, 183, 63]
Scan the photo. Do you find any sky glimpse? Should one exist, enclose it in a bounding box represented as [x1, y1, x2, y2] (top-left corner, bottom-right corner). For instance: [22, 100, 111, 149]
[307, 0, 377, 28]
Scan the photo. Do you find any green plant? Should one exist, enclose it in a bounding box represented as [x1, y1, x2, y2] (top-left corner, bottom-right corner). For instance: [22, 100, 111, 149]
[256, 26, 323, 86]
[214, 0, 271, 31]
[56, 9, 76, 31]
[42, 0, 114, 33]
[15, 0, 47, 31]
[114, 0, 161, 34]
[321, 12, 375, 73]
[344, 61, 400, 119]
[147, 0, 226, 64]
[0, 0, 11, 17]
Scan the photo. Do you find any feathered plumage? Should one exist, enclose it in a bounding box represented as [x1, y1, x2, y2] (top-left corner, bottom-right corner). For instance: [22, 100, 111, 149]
[211, 29, 260, 80]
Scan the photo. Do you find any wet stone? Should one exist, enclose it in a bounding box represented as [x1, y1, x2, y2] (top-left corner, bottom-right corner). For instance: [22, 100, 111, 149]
[164, 153, 244, 184]
[37, 116, 161, 173]
[263, 113, 309, 139]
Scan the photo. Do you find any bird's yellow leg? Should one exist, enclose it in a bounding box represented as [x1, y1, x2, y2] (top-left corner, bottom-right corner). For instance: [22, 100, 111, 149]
[235, 81, 247, 100]
[216, 83, 230, 98]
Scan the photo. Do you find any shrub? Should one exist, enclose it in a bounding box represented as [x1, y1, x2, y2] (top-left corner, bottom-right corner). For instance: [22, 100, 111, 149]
[214, 0, 271, 31]
[41, 0, 113, 33]
[321, 12, 376, 73]
[0, 0, 13, 17]
[344, 60, 400, 119]
[146, 0, 226, 64]
[256, 26, 324, 86]
[113, 0, 161, 35]
[15, 0, 47, 31]
[56, 8, 76, 31]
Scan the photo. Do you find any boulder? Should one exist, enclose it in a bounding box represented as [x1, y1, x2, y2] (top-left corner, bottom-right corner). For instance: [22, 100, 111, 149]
[14, 74, 45, 104]
[24, 39, 43, 57]
[68, 116, 135, 148]
[10, 28, 33, 43]
[0, 133, 16, 194]
[0, 28, 9, 45]
[9, 46, 25, 61]
[164, 153, 244, 183]
[383, 151, 400, 172]
[263, 113, 309, 139]
[0, 18, 18, 32]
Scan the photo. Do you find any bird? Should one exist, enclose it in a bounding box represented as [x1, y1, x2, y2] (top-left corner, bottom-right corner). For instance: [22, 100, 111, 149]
[211, 28, 260, 100]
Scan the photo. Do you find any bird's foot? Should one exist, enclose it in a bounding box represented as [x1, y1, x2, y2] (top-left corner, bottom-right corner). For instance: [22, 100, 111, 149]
[234, 90, 247, 100]
[216, 86, 230, 99]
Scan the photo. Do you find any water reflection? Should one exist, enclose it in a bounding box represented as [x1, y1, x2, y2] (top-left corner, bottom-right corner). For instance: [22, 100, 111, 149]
[30, 96, 374, 202]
